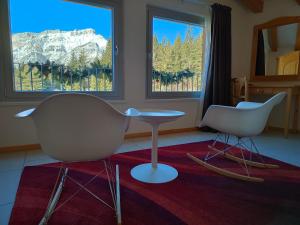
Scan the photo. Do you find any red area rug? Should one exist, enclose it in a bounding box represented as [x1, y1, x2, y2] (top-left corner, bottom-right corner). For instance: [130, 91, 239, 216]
[9, 141, 300, 225]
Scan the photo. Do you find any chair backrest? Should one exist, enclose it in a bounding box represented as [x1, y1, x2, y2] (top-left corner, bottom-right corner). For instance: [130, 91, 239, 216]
[236, 92, 286, 136]
[31, 93, 127, 162]
[264, 91, 286, 107]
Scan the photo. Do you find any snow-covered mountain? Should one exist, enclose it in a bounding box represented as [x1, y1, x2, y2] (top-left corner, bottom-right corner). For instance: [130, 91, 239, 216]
[12, 29, 107, 65]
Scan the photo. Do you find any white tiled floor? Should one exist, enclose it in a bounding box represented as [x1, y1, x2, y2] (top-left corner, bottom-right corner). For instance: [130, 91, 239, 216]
[0, 130, 299, 225]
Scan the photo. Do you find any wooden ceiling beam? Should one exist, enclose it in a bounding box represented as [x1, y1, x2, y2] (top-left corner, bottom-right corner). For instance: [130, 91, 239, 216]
[240, 0, 264, 13]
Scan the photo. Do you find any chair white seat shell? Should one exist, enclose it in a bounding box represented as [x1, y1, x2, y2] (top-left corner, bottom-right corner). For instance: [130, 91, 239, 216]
[201, 92, 286, 137]
[188, 92, 287, 182]
[16, 93, 129, 225]
[18, 93, 129, 162]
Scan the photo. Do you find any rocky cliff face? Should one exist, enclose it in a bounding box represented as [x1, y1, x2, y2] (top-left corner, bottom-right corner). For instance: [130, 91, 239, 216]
[12, 29, 107, 65]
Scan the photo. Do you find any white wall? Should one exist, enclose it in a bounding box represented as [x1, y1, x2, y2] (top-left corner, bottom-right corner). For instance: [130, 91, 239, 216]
[0, 0, 253, 147]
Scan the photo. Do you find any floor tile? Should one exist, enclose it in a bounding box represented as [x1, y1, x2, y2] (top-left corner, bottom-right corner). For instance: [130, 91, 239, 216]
[24, 149, 59, 166]
[0, 203, 13, 225]
[0, 170, 22, 205]
[0, 151, 25, 172]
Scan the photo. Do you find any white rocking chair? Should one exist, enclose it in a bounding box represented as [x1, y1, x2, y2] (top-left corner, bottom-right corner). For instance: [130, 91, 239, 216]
[16, 93, 130, 225]
[188, 92, 286, 182]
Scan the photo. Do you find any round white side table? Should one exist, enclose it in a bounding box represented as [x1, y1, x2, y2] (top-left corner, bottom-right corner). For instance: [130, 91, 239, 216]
[126, 109, 185, 184]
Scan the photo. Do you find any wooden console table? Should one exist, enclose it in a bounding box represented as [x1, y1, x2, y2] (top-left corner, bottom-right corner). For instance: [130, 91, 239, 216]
[248, 83, 300, 137]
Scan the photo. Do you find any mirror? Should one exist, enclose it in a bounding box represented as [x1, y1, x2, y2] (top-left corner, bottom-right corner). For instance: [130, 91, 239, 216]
[251, 16, 300, 81]
[260, 24, 299, 76]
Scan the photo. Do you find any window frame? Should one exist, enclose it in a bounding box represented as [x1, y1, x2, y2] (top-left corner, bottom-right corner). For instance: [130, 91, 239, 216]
[146, 6, 205, 99]
[0, 0, 123, 101]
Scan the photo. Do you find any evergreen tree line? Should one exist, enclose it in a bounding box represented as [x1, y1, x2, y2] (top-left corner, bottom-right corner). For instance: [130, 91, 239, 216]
[14, 28, 204, 92]
[152, 27, 203, 88]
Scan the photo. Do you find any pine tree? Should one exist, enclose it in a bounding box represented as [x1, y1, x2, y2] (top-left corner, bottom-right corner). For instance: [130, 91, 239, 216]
[78, 49, 88, 68]
[173, 34, 183, 72]
[193, 33, 204, 74]
[153, 35, 160, 71]
[159, 36, 169, 72]
[182, 26, 194, 70]
[101, 39, 112, 67]
[164, 39, 173, 72]
[68, 51, 78, 70]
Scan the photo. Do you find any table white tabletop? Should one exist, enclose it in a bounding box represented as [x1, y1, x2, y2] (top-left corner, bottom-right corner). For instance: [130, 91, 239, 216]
[125, 108, 185, 124]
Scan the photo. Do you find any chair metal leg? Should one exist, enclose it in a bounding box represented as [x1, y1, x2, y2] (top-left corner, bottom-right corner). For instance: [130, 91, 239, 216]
[116, 165, 122, 225]
[239, 138, 279, 169]
[205, 133, 236, 161]
[208, 136, 279, 169]
[105, 161, 122, 225]
[39, 161, 122, 225]
[187, 134, 280, 182]
[39, 167, 68, 225]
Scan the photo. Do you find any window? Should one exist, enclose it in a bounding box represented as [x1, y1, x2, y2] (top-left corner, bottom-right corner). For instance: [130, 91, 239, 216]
[0, 0, 123, 100]
[147, 6, 205, 98]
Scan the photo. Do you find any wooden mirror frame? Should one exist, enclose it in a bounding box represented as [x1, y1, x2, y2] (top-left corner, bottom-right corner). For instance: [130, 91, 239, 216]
[250, 16, 300, 82]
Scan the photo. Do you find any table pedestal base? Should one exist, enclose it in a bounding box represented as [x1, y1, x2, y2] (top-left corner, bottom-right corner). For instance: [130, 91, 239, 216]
[130, 163, 178, 184]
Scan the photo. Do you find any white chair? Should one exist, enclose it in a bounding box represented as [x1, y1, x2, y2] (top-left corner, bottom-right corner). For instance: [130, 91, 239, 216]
[188, 92, 286, 182]
[16, 93, 130, 225]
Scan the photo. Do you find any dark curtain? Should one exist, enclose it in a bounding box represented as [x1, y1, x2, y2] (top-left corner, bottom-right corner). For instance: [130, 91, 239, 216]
[202, 3, 232, 117]
[255, 30, 265, 76]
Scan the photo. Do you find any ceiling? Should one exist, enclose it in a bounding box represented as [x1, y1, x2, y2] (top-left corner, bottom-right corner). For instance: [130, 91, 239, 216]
[239, 0, 300, 13]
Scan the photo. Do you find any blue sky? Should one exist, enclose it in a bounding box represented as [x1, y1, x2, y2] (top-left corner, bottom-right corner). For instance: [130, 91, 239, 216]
[154, 18, 203, 44]
[10, 0, 202, 43]
[10, 0, 112, 38]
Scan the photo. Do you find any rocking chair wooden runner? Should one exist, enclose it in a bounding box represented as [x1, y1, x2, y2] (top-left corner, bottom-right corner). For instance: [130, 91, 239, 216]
[188, 92, 286, 182]
[16, 93, 130, 225]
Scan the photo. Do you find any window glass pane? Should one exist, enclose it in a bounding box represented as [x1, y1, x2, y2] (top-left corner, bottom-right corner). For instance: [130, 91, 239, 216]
[152, 17, 204, 92]
[9, 0, 113, 92]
